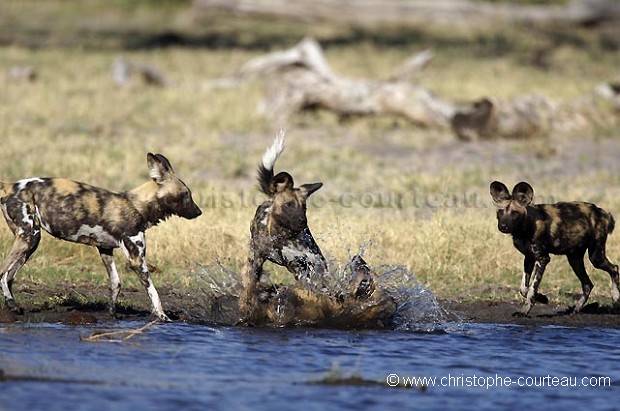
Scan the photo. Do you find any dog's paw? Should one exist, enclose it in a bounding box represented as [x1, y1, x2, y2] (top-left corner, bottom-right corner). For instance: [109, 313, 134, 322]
[5, 300, 24, 315]
[535, 293, 549, 304]
[154, 312, 172, 322]
[512, 311, 529, 318]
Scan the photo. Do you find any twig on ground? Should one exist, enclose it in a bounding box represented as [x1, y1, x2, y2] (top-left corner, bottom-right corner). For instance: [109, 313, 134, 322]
[80, 320, 158, 343]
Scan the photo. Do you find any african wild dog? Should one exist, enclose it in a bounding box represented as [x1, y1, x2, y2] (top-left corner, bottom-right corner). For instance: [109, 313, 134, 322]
[0, 153, 201, 321]
[248, 131, 327, 285]
[490, 181, 620, 317]
[256, 254, 396, 328]
[240, 131, 327, 319]
[238, 132, 394, 325]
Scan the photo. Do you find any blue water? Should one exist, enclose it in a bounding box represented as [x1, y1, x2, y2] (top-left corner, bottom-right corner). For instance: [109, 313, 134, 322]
[1, 321, 618, 411]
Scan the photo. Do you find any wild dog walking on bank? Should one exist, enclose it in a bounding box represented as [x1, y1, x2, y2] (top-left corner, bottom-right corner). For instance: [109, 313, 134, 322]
[490, 181, 620, 317]
[0, 153, 202, 321]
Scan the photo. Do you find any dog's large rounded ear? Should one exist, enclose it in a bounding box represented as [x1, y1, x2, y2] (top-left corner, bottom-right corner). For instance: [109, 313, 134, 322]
[490, 181, 511, 206]
[147, 153, 174, 183]
[300, 182, 323, 198]
[512, 182, 534, 206]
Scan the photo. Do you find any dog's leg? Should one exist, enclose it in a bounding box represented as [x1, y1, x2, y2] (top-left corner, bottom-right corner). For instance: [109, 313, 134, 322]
[120, 233, 170, 322]
[515, 253, 549, 317]
[1, 200, 42, 312]
[523, 252, 549, 304]
[588, 241, 620, 309]
[0, 232, 41, 312]
[98, 247, 121, 318]
[568, 251, 593, 313]
[520, 253, 534, 298]
[239, 255, 265, 322]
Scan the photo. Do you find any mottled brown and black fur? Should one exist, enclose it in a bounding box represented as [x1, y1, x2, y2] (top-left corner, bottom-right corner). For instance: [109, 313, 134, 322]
[248, 132, 327, 286]
[0, 153, 201, 321]
[490, 181, 620, 316]
[240, 132, 328, 320]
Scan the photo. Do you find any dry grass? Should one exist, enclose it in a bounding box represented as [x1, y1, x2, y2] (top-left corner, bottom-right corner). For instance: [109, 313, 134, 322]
[1, 0, 619, 309]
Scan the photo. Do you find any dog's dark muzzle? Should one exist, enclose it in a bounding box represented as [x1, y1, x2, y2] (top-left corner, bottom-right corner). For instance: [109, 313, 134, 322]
[498, 223, 511, 234]
[183, 204, 202, 219]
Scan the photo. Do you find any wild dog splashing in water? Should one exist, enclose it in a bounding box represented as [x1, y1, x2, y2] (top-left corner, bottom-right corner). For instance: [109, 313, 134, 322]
[240, 131, 326, 320]
[239, 131, 393, 326]
[0, 154, 202, 321]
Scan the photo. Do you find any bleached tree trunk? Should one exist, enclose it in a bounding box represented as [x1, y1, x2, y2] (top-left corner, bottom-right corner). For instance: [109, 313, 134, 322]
[210, 38, 619, 139]
[194, 0, 620, 26]
[211, 37, 454, 128]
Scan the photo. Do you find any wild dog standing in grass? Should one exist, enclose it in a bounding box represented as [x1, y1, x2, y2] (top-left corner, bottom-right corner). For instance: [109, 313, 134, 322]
[490, 181, 620, 317]
[0, 153, 201, 321]
[240, 130, 327, 320]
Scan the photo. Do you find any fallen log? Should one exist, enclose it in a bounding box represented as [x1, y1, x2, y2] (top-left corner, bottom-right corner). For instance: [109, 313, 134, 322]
[211, 37, 454, 128]
[193, 0, 620, 27]
[451, 83, 620, 140]
[112, 58, 169, 87]
[210, 37, 618, 139]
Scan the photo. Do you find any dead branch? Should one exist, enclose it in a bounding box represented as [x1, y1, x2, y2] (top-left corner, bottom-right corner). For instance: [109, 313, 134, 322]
[193, 0, 620, 27]
[213, 37, 618, 139]
[80, 320, 158, 343]
[8, 66, 37, 82]
[208, 37, 336, 89]
[451, 84, 620, 140]
[112, 58, 168, 88]
[211, 38, 454, 128]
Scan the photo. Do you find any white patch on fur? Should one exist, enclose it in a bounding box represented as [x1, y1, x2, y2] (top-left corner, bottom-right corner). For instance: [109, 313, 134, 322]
[35, 206, 53, 233]
[149, 167, 163, 181]
[105, 259, 121, 303]
[612, 284, 620, 303]
[129, 232, 146, 254]
[146, 280, 168, 320]
[69, 224, 118, 247]
[15, 177, 44, 192]
[281, 244, 325, 278]
[1, 275, 12, 300]
[281, 245, 309, 261]
[20, 203, 34, 228]
[120, 232, 147, 269]
[261, 129, 285, 171]
[260, 206, 272, 226]
[520, 271, 529, 296]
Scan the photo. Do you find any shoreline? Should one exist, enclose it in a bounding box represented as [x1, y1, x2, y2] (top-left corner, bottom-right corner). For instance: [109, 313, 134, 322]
[1, 286, 618, 329]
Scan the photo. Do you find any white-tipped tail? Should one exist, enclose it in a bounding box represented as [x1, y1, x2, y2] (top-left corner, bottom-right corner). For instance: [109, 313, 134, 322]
[261, 129, 285, 171]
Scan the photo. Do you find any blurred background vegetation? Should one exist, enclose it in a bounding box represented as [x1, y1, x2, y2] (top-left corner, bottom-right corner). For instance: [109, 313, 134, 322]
[0, 0, 618, 310]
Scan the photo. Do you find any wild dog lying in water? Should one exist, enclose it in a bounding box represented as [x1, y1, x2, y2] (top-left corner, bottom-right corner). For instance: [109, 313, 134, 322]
[240, 131, 395, 326]
[244, 254, 396, 328]
[490, 181, 620, 317]
[0, 153, 202, 321]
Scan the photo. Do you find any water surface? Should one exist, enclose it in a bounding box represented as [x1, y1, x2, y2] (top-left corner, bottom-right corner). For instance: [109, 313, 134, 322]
[1, 321, 618, 410]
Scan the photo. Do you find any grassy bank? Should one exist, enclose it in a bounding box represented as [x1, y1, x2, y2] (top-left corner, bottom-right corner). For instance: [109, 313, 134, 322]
[1, 0, 619, 312]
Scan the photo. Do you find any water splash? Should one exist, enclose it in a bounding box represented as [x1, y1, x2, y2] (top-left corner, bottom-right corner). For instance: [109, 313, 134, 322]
[193, 254, 450, 331]
[372, 264, 449, 331]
